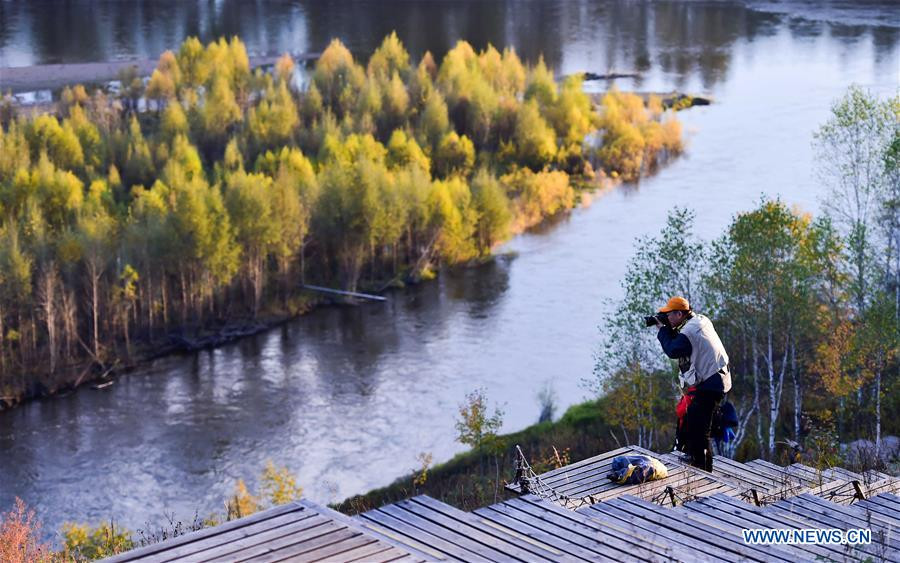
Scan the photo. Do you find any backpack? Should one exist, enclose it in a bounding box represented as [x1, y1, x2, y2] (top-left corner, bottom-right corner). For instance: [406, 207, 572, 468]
[712, 399, 739, 446]
[607, 455, 669, 485]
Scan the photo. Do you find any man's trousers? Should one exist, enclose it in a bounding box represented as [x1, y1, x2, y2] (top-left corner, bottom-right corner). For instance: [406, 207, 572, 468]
[685, 389, 725, 471]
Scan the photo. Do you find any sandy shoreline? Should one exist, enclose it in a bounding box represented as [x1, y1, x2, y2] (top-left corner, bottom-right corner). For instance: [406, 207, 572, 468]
[0, 54, 317, 94]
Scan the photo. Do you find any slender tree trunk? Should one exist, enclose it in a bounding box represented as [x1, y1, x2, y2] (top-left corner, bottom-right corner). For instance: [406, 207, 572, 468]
[90, 265, 101, 360]
[40, 265, 58, 374]
[61, 289, 76, 363]
[180, 271, 188, 325]
[161, 275, 169, 327]
[753, 337, 764, 458]
[0, 303, 5, 373]
[146, 269, 154, 338]
[791, 340, 801, 440]
[875, 369, 882, 457]
[300, 243, 306, 285]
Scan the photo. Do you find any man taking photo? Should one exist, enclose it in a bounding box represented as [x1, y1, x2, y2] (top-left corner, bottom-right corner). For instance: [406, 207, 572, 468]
[653, 296, 731, 472]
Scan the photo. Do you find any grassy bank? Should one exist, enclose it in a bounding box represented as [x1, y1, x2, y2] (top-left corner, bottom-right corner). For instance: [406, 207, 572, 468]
[332, 394, 660, 515]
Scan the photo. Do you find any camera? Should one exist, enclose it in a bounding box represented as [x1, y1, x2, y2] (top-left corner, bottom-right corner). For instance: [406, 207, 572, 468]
[644, 312, 668, 328]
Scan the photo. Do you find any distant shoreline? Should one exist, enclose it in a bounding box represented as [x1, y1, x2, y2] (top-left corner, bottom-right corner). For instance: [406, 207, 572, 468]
[0, 53, 319, 93]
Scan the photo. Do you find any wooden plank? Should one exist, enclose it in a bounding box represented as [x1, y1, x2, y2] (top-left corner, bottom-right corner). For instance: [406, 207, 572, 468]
[192, 516, 333, 562]
[479, 500, 629, 561]
[529, 446, 637, 484]
[356, 547, 424, 563]
[822, 466, 863, 481]
[394, 498, 553, 562]
[665, 503, 808, 561]
[512, 494, 695, 559]
[154, 512, 322, 561]
[821, 491, 900, 527]
[503, 496, 678, 561]
[354, 516, 454, 562]
[284, 533, 377, 562]
[554, 463, 686, 499]
[710, 456, 784, 490]
[782, 494, 900, 534]
[236, 527, 361, 563]
[684, 496, 844, 561]
[765, 504, 899, 561]
[563, 460, 722, 501]
[767, 499, 900, 557]
[547, 450, 683, 493]
[104, 502, 306, 562]
[475, 505, 614, 561]
[785, 463, 830, 486]
[607, 496, 792, 562]
[863, 477, 900, 498]
[582, 502, 733, 562]
[376, 503, 518, 562]
[863, 469, 894, 483]
[408, 496, 562, 561]
[360, 507, 488, 562]
[744, 459, 809, 484]
[220, 522, 349, 562]
[861, 493, 900, 511]
[851, 499, 900, 527]
[317, 542, 396, 563]
[299, 499, 428, 561]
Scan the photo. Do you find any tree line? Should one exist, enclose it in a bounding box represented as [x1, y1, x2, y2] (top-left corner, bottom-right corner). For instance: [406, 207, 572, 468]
[0, 33, 683, 404]
[595, 86, 900, 463]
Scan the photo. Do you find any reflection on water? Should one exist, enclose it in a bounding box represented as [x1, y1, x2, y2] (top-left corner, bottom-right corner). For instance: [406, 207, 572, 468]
[0, 0, 898, 544]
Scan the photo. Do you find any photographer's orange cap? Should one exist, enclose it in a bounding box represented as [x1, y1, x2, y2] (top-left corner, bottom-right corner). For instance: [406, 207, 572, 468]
[659, 296, 690, 313]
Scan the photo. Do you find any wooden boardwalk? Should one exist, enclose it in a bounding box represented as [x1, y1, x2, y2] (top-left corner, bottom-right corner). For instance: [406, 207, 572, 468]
[104, 447, 899, 562]
[508, 445, 900, 509]
[104, 499, 425, 562]
[353, 492, 899, 562]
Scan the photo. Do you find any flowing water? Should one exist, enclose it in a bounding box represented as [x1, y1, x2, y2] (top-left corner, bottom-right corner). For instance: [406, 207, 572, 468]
[0, 0, 898, 541]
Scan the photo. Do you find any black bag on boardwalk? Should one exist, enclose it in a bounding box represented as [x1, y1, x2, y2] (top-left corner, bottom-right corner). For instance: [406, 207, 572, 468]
[607, 455, 668, 485]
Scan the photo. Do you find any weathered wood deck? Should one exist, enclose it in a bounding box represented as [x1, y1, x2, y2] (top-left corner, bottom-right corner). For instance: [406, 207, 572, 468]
[507, 444, 900, 509]
[103, 499, 426, 562]
[355, 492, 899, 562]
[103, 447, 899, 562]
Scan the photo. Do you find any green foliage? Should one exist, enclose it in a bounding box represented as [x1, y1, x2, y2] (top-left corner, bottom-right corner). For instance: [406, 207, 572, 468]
[594, 89, 682, 181]
[61, 521, 133, 561]
[814, 85, 899, 314]
[0, 32, 685, 404]
[513, 100, 557, 169]
[455, 388, 504, 451]
[502, 167, 573, 229]
[386, 129, 430, 173]
[429, 176, 478, 263]
[434, 131, 475, 178]
[247, 81, 299, 153]
[470, 169, 511, 254]
[26, 114, 84, 171]
[260, 461, 304, 505]
[368, 32, 411, 80]
[224, 479, 259, 521]
[313, 39, 366, 118]
[225, 463, 303, 520]
[202, 75, 242, 147]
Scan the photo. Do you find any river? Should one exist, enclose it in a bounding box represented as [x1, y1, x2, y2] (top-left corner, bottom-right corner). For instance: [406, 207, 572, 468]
[0, 0, 898, 543]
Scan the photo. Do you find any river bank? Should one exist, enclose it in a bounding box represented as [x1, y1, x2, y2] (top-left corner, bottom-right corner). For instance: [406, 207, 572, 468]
[332, 397, 900, 518]
[0, 53, 321, 94]
[0, 170, 626, 412]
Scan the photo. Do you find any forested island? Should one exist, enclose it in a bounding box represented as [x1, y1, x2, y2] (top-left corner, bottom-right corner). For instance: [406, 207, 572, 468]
[0, 34, 683, 407]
